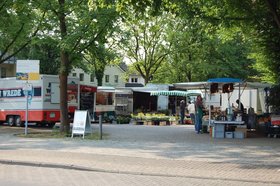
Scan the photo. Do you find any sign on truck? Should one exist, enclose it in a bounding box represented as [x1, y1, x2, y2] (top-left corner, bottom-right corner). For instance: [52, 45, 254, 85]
[0, 75, 79, 127]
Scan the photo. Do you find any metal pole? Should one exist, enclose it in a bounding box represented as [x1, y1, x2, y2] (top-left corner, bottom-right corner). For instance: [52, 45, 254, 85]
[238, 83, 241, 110]
[99, 115, 102, 140]
[208, 84, 211, 126]
[25, 89, 28, 135]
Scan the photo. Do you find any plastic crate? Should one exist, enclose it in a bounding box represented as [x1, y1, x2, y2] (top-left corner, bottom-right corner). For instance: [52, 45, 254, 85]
[214, 124, 225, 132]
[234, 131, 244, 139]
[213, 131, 224, 138]
[225, 132, 233, 138]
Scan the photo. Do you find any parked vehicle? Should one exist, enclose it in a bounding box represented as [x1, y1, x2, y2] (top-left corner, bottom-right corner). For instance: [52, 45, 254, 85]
[0, 75, 80, 127]
[95, 86, 116, 121]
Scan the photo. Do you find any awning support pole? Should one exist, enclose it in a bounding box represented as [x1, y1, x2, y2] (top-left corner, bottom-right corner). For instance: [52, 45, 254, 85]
[208, 84, 211, 126]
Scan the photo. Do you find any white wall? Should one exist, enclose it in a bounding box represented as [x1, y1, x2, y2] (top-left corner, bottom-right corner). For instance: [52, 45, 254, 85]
[220, 89, 265, 113]
[128, 74, 145, 85]
[146, 84, 169, 110]
[70, 65, 126, 87]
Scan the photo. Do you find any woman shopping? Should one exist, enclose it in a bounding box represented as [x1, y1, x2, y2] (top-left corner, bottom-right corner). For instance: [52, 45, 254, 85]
[195, 95, 203, 134]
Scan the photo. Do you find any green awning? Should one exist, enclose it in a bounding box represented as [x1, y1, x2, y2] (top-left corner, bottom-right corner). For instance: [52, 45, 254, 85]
[150, 90, 201, 97]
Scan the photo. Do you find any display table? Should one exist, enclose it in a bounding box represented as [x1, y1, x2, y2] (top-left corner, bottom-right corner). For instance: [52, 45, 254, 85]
[212, 120, 245, 139]
[213, 120, 245, 125]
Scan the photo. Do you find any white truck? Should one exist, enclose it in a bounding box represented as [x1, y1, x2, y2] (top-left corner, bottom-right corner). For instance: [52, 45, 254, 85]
[0, 75, 80, 127]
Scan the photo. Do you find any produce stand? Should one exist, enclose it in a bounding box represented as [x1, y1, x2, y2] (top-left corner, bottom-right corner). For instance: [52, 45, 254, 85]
[174, 79, 272, 138]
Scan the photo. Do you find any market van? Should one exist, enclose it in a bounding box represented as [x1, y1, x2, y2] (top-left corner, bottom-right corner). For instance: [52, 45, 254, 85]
[0, 75, 80, 127]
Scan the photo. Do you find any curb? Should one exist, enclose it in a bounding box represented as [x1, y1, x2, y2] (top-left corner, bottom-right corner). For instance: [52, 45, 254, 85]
[0, 159, 279, 185]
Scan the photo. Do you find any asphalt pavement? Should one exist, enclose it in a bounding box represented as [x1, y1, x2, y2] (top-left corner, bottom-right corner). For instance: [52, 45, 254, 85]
[0, 124, 279, 185]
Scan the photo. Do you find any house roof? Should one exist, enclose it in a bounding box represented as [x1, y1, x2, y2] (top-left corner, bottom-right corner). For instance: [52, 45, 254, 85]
[125, 83, 144, 87]
[118, 62, 128, 72]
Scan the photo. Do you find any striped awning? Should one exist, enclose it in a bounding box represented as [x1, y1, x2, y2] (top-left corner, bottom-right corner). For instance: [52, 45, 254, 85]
[150, 90, 200, 97]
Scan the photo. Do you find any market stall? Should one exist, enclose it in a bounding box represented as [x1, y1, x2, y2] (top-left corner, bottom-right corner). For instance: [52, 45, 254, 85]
[206, 78, 247, 138]
[174, 79, 274, 138]
[150, 90, 202, 124]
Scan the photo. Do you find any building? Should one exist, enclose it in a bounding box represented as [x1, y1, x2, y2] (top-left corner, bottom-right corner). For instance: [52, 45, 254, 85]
[0, 56, 17, 78]
[70, 64, 127, 88]
[127, 73, 145, 86]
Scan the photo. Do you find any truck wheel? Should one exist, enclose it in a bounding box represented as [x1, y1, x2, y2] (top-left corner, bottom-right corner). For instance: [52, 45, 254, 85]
[15, 116, 23, 127]
[47, 123, 55, 128]
[7, 116, 15, 127]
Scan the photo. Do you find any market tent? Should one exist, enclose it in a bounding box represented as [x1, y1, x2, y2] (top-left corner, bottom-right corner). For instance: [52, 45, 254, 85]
[173, 82, 208, 90]
[150, 90, 201, 97]
[206, 78, 244, 125]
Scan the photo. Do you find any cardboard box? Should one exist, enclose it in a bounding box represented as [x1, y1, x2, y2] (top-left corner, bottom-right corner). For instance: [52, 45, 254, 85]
[235, 127, 247, 138]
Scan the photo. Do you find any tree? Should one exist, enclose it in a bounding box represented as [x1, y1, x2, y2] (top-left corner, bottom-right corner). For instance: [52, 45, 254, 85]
[118, 8, 173, 85]
[80, 10, 120, 86]
[0, 0, 45, 64]
[82, 42, 117, 86]
[34, 0, 118, 133]
[170, 0, 280, 83]
[152, 15, 256, 83]
[17, 37, 60, 74]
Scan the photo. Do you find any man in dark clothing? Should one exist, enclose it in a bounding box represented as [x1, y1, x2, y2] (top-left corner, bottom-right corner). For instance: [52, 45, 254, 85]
[236, 99, 244, 113]
[179, 100, 186, 124]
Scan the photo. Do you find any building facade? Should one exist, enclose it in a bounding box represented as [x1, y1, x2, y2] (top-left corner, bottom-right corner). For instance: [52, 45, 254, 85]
[70, 65, 127, 87]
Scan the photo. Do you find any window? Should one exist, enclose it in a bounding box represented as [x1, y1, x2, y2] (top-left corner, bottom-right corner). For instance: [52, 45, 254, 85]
[114, 75, 118, 83]
[96, 92, 114, 105]
[72, 73, 76, 77]
[131, 78, 138, 83]
[105, 75, 109, 83]
[79, 73, 84, 81]
[90, 74, 95, 82]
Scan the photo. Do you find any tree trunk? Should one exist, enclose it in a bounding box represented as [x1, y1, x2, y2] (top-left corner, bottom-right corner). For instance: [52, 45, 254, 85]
[96, 71, 103, 86]
[59, 59, 70, 133]
[58, 0, 70, 133]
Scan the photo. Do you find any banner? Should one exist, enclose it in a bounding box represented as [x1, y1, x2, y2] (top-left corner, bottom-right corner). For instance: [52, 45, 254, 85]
[16, 60, 40, 81]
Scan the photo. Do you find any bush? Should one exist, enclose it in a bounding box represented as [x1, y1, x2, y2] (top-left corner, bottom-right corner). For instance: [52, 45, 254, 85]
[116, 115, 131, 124]
[158, 109, 170, 116]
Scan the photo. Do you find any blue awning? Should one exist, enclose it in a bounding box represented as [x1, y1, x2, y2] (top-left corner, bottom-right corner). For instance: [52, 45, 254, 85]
[207, 78, 242, 83]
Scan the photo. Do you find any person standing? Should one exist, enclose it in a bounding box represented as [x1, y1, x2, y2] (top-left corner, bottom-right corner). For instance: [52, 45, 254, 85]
[169, 99, 176, 116]
[195, 95, 203, 134]
[236, 99, 244, 113]
[187, 100, 196, 127]
[179, 100, 186, 124]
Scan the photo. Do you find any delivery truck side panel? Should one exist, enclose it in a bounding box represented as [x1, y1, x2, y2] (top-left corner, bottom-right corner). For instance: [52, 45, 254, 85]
[0, 75, 79, 126]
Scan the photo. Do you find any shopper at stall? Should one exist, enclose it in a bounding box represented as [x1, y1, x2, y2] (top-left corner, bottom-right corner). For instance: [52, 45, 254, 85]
[179, 100, 186, 124]
[187, 100, 196, 126]
[236, 99, 244, 113]
[195, 95, 203, 134]
[169, 99, 176, 116]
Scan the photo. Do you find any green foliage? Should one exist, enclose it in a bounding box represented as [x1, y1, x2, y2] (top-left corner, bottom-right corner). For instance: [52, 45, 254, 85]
[0, 0, 42, 63]
[117, 6, 173, 84]
[17, 37, 60, 74]
[116, 115, 131, 124]
[153, 16, 256, 83]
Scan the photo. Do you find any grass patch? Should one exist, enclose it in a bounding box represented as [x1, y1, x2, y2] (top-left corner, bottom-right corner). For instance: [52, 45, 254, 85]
[15, 129, 109, 140]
